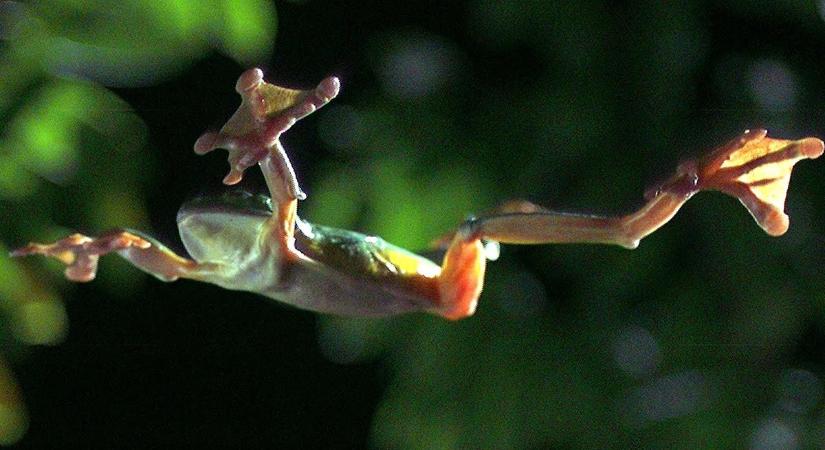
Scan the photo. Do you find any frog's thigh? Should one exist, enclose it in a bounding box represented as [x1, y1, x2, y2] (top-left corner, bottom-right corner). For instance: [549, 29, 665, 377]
[434, 235, 487, 320]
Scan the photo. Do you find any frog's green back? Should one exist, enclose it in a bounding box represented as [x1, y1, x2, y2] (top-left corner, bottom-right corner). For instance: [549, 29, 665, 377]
[177, 191, 442, 302]
[297, 221, 439, 275]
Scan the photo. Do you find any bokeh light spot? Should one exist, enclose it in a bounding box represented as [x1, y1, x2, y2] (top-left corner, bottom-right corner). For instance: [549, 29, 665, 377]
[318, 105, 365, 151]
[612, 325, 660, 377]
[491, 269, 546, 318]
[748, 59, 798, 111]
[777, 368, 822, 414]
[751, 418, 798, 450]
[0, 401, 27, 446]
[0, 359, 26, 446]
[0, 1, 26, 40]
[377, 31, 462, 100]
[622, 371, 707, 426]
[12, 300, 68, 345]
[220, 0, 276, 64]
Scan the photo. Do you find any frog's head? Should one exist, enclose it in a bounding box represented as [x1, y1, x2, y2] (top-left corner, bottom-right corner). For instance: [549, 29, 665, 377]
[176, 191, 272, 263]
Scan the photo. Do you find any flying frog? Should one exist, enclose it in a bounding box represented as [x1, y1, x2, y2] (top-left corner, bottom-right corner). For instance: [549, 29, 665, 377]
[12, 68, 824, 320]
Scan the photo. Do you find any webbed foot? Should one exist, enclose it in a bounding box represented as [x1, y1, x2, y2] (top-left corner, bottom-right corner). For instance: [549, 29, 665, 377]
[11, 232, 150, 282]
[650, 129, 823, 235]
[194, 68, 340, 187]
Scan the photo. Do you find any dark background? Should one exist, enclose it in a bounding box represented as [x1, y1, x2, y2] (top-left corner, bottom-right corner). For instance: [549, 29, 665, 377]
[3, 1, 825, 448]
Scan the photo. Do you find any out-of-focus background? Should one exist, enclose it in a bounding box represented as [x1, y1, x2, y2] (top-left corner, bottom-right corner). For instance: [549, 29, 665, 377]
[2, 0, 825, 447]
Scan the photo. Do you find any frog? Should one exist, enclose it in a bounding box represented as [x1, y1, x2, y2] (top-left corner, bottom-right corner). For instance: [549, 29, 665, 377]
[12, 68, 823, 320]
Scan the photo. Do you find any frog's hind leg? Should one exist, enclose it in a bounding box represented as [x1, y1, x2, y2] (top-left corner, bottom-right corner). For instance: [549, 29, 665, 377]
[466, 131, 822, 249]
[432, 130, 823, 320]
[433, 226, 488, 321]
[11, 229, 216, 283]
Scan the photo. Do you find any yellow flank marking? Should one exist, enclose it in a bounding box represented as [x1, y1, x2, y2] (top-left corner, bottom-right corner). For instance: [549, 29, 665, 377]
[381, 246, 441, 279]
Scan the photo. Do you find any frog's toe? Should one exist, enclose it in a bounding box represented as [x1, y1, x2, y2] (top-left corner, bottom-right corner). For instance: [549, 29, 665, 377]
[63, 252, 99, 282]
[287, 76, 341, 123]
[194, 131, 244, 156]
[235, 68, 264, 94]
[194, 132, 220, 155]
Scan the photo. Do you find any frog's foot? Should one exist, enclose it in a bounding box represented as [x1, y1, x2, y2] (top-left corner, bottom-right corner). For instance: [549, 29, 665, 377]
[649, 129, 823, 236]
[194, 68, 340, 186]
[11, 232, 150, 282]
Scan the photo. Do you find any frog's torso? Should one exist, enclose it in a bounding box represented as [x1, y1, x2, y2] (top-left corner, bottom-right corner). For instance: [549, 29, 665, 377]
[175, 192, 442, 316]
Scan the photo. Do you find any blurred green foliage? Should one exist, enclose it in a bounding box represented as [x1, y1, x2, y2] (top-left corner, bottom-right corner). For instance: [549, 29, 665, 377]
[0, 0, 275, 444]
[2, 0, 825, 448]
[309, 1, 825, 448]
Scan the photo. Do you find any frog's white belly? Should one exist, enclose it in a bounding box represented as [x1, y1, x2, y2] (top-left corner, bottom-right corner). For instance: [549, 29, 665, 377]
[177, 205, 438, 316]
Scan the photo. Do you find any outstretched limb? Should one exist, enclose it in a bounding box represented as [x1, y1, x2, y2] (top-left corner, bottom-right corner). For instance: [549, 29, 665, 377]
[193, 68, 340, 260]
[464, 130, 823, 248]
[433, 130, 823, 320]
[11, 230, 215, 283]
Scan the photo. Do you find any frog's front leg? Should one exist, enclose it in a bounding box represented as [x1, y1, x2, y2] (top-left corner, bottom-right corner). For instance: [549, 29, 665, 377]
[193, 69, 339, 261]
[193, 68, 339, 196]
[12, 229, 217, 283]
